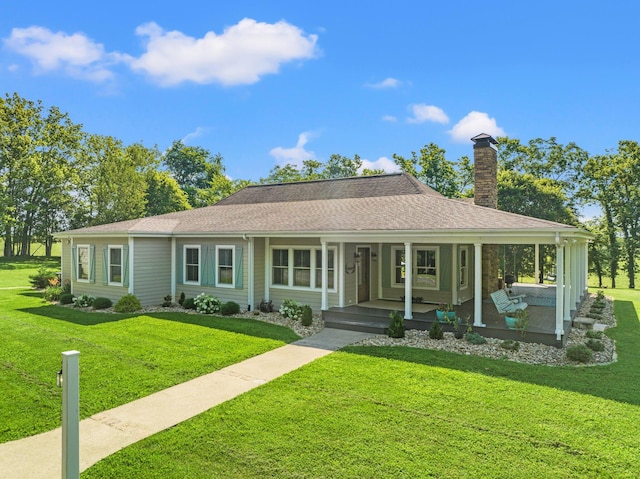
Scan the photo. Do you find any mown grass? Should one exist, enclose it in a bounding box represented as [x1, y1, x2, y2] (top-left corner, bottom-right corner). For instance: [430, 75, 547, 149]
[0, 258, 300, 443]
[84, 288, 640, 478]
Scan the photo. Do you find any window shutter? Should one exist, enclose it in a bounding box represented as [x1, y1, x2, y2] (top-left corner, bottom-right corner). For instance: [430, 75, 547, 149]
[177, 245, 183, 284]
[235, 245, 243, 289]
[123, 245, 129, 288]
[89, 245, 96, 283]
[440, 246, 451, 292]
[208, 245, 216, 286]
[102, 247, 108, 285]
[201, 247, 209, 286]
[382, 245, 391, 288]
[71, 246, 77, 281]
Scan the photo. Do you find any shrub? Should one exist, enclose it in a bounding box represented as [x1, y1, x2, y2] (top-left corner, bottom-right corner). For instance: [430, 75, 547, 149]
[93, 297, 113, 309]
[43, 286, 64, 302]
[194, 293, 221, 314]
[586, 312, 602, 320]
[301, 305, 313, 326]
[596, 290, 605, 301]
[586, 330, 603, 339]
[566, 344, 593, 363]
[280, 299, 305, 320]
[585, 339, 605, 352]
[29, 266, 56, 289]
[60, 293, 74, 305]
[429, 320, 443, 340]
[220, 301, 241, 316]
[73, 294, 95, 308]
[500, 340, 520, 351]
[114, 294, 142, 313]
[182, 297, 195, 310]
[162, 294, 172, 307]
[388, 311, 405, 338]
[465, 332, 487, 345]
[178, 292, 186, 306]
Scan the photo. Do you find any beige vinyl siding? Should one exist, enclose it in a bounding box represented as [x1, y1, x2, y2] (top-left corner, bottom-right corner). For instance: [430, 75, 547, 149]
[133, 237, 171, 306]
[252, 237, 265, 308]
[343, 243, 358, 306]
[60, 241, 72, 284]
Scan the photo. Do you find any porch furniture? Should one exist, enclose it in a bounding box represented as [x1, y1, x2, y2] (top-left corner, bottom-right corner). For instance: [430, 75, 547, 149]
[490, 289, 528, 314]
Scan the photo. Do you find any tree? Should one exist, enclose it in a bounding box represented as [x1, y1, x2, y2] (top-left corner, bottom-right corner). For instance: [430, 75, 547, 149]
[584, 218, 611, 288]
[393, 143, 461, 198]
[144, 170, 191, 216]
[322, 154, 362, 179]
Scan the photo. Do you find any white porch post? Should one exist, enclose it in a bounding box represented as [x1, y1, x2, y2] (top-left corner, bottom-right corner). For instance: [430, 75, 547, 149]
[377, 242, 383, 300]
[339, 242, 345, 307]
[555, 243, 565, 340]
[564, 242, 572, 322]
[247, 237, 254, 311]
[451, 244, 458, 306]
[404, 242, 413, 320]
[535, 243, 540, 283]
[170, 237, 176, 301]
[264, 237, 270, 301]
[128, 237, 134, 295]
[584, 242, 590, 295]
[474, 243, 484, 327]
[570, 242, 578, 310]
[321, 241, 328, 311]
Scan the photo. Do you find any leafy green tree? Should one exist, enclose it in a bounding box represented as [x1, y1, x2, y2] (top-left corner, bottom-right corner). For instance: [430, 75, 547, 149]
[393, 143, 460, 197]
[584, 218, 612, 288]
[322, 154, 362, 179]
[199, 176, 253, 205]
[144, 170, 191, 216]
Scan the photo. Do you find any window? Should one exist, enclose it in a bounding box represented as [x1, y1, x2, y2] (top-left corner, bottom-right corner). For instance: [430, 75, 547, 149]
[184, 246, 200, 284]
[77, 245, 90, 282]
[271, 246, 336, 290]
[108, 246, 123, 285]
[392, 246, 439, 290]
[459, 247, 469, 289]
[272, 249, 289, 286]
[217, 246, 234, 287]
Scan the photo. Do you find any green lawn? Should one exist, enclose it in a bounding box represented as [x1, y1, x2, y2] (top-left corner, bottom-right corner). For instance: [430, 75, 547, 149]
[83, 288, 640, 478]
[0, 258, 300, 443]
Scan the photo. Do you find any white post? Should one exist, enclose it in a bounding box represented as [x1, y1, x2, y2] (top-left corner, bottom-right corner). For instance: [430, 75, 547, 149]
[584, 242, 590, 294]
[264, 237, 270, 301]
[564, 243, 572, 322]
[61, 350, 80, 479]
[247, 237, 254, 311]
[321, 241, 328, 310]
[534, 243, 540, 283]
[170, 238, 176, 302]
[128, 237, 135, 295]
[474, 243, 484, 327]
[339, 242, 345, 307]
[451, 244, 458, 305]
[555, 244, 565, 340]
[404, 242, 413, 320]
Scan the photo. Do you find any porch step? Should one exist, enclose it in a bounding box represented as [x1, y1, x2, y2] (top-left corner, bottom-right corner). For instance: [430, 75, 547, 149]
[324, 318, 387, 335]
[322, 308, 388, 334]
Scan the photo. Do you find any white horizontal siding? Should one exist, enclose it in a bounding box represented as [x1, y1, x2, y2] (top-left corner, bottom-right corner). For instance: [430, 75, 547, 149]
[133, 237, 172, 306]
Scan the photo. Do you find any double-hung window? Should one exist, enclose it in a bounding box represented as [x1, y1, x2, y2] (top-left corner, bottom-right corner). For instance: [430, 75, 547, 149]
[184, 245, 201, 284]
[293, 250, 311, 287]
[315, 249, 335, 289]
[392, 246, 439, 290]
[77, 245, 90, 282]
[272, 249, 289, 286]
[459, 247, 469, 289]
[108, 245, 123, 285]
[272, 247, 336, 290]
[216, 246, 234, 287]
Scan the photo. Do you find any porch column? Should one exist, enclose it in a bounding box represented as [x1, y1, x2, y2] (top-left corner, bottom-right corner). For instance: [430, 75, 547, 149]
[339, 242, 345, 307]
[170, 237, 176, 301]
[321, 241, 328, 310]
[264, 237, 270, 301]
[377, 243, 383, 300]
[570, 242, 578, 310]
[247, 237, 255, 311]
[535, 243, 540, 283]
[474, 243, 484, 327]
[564, 242, 572, 322]
[584, 242, 590, 295]
[128, 237, 135, 295]
[451, 244, 458, 306]
[555, 243, 565, 340]
[404, 242, 413, 320]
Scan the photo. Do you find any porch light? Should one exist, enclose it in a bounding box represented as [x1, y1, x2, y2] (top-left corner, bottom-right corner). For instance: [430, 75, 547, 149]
[371, 252, 377, 261]
[354, 252, 361, 263]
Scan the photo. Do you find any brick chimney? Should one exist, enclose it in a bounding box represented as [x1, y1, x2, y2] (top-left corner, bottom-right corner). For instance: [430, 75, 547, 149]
[471, 133, 499, 298]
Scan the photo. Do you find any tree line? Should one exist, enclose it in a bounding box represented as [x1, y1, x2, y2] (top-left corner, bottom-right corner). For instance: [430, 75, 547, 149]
[1, 93, 636, 288]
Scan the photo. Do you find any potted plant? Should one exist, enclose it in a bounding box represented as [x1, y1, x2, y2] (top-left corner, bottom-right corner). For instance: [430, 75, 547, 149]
[436, 303, 456, 322]
[504, 309, 529, 336]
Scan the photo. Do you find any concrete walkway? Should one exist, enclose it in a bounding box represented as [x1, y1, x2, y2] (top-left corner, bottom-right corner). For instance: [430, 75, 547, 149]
[0, 329, 373, 479]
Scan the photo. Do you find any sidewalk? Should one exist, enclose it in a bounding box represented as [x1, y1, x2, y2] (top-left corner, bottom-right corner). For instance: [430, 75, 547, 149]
[0, 329, 373, 479]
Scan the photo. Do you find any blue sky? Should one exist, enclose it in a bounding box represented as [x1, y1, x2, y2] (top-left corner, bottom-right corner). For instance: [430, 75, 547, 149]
[2, 1, 639, 183]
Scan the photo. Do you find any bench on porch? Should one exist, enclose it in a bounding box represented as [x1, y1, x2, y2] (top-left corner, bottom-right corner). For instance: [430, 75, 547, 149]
[490, 289, 528, 314]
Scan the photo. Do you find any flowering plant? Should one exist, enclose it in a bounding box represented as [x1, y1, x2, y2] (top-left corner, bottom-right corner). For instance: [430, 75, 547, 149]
[437, 302, 455, 312]
[280, 299, 305, 320]
[194, 293, 221, 314]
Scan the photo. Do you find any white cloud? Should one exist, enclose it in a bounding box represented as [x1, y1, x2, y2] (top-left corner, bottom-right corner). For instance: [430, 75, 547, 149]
[131, 19, 319, 86]
[382, 115, 397, 122]
[407, 104, 449, 124]
[181, 126, 209, 144]
[269, 131, 317, 167]
[359, 156, 400, 174]
[366, 77, 401, 89]
[3, 26, 127, 82]
[447, 111, 506, 143]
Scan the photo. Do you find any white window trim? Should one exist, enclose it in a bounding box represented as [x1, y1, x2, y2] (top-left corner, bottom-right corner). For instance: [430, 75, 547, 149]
[459, 246, 469, 290]
[215, 245, 235, 288]
[391, 245, 440, 290]
[76, 244, 91, 283]
[183, 245, 201, 285]
[270, 246, 337, 292]
[108, 245, 123, 286]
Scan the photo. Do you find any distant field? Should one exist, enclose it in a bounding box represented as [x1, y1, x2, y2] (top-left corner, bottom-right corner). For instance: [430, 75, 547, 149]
[0, 241, 61, 258]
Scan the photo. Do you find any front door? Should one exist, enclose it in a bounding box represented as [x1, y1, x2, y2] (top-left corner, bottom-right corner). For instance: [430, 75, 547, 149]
[357, 247, 370, 303]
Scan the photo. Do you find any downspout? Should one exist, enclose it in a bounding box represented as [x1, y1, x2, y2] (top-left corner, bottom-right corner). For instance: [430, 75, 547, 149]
[128, 237, 134, 295]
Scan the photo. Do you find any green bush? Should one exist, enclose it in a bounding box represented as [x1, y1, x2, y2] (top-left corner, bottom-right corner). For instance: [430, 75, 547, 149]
[162, 294, 172, 307]
[114, 294, 142, 313]
[586, 330, 603, 339]
[280, 299, 305, 320]
[429, 320, 443, 340]
[586, 312, 602, 320]
[465, 332, 487, 345]
[194, 293, 221, 314]
[73, 294, 95, 308]
[220, 301, 241, 316]
[500, 340, 520, 351]
[59, 293, 74, 305]
[29, 266, 56, 289]
[178, 292, 186, 306]
[43, 286, 64, 301]
[566, 344, 593, 363]
[93, 297, 113, 310]
[301, 305, 313, 326]
[182, 297, 195, 310]
[585, 339, 605, 352]
[388, 311, 405, 338]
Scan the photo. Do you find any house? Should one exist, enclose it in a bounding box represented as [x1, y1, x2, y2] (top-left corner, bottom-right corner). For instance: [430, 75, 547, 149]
[55, 134, 592, 345]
